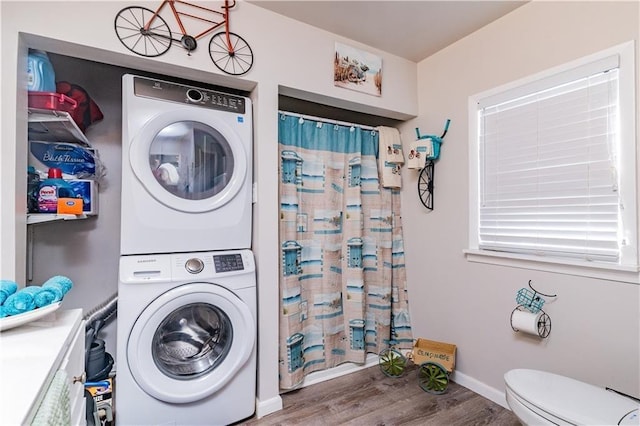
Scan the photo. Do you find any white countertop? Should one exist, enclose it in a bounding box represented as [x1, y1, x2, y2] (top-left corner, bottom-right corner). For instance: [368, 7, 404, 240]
[0, 309, 83, 425]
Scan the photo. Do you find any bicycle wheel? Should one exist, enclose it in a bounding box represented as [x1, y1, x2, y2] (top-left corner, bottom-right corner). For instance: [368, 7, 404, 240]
[114, 6, 172, 57]
[418, 160, 434, 210]
[378, 348, 407, 377]
[537, 311, 551, 338]
[418, 362, 449, 394]
[209, 32, 254, 76]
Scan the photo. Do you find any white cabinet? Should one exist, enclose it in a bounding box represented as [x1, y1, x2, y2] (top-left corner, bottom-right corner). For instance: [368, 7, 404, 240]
[0, 309, 86, 425]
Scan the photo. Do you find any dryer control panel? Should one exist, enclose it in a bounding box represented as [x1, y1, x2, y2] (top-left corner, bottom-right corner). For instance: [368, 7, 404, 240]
[133, 76, 246, 114]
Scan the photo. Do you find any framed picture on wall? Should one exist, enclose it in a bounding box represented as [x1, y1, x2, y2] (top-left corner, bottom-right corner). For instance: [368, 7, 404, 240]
[334, 42, 382, 97]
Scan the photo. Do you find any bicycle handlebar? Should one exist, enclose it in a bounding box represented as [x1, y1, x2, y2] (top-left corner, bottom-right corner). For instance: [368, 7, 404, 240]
[225, 0, 236, 9]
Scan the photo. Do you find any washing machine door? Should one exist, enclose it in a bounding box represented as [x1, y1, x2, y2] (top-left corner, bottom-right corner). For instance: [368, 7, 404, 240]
[126, 283, 255, 404]
[129, 108, 247, 213]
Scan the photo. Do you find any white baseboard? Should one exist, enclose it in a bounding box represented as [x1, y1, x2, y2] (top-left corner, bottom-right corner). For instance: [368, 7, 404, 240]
[451, 370, 509, 409]
[255, 395, 283, 419]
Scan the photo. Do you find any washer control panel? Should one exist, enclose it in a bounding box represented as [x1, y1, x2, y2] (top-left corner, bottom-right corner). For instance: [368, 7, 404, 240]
[213, 253, 245, 273]
[120, 250, 255, 285]
[133, 76, 246, 114]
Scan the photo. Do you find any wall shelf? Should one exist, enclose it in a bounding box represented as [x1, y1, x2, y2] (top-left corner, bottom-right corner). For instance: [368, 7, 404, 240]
[27, 213, 88, 225]
[27, 108, 92, 147]
[26, 108, 98, 227]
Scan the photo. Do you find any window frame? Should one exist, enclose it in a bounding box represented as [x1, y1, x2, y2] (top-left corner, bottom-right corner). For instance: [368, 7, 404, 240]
[466, 41, 639, 284]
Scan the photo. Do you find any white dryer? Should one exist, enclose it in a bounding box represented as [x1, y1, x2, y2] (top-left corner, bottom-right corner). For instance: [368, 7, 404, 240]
[116, 249, 257, 426]
[121, 74, 252, 255]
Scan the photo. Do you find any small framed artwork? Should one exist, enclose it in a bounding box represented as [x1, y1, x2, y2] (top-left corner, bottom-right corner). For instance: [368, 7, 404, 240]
[334, 42, 382, 97]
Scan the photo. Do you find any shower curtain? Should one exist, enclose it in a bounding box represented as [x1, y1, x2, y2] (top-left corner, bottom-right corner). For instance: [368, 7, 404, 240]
[278, 112, 413, 390]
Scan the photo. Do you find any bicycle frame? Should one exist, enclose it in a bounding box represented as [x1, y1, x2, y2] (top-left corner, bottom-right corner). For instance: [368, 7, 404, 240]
[145, 0, 235, 43]
[115, 0, 252, 74]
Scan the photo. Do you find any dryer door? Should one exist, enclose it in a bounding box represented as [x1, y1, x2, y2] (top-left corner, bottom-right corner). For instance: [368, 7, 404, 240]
[127, 283, 255, 404]
[129, 108, 248, 213]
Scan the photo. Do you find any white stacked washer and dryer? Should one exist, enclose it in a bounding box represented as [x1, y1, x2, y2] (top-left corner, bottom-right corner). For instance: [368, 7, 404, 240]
[116, 74, 256, 426]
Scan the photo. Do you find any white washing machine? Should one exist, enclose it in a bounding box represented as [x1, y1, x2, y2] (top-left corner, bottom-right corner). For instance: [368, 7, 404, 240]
[121, 74, 253, 255]
[115, 249, 256, 426]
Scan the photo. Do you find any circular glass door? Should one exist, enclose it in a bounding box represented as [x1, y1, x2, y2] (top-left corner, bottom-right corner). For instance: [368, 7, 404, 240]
[127, 283, 255, 403]
[152, 302, 233, 379]
[130, 109, 247, 213]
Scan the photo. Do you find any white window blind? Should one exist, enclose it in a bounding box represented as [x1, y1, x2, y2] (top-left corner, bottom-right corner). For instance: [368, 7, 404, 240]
[478, 60, 621, 262]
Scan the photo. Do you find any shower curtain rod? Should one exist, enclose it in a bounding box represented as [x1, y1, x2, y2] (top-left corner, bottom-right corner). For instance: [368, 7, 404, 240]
[278, 110, 377, 131]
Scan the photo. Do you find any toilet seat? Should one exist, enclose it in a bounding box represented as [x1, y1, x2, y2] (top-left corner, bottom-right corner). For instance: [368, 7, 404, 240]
[506, 386, 569, 425]
[505, 369, 640, 425]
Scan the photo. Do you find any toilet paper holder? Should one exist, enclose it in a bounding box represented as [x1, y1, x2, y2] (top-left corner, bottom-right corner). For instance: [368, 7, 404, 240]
[511, 280, 557, 338]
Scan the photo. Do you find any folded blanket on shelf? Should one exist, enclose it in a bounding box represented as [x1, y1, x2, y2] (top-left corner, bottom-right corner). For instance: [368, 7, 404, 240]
[2, 291, 36, 316]
[0, 280, 18, 305]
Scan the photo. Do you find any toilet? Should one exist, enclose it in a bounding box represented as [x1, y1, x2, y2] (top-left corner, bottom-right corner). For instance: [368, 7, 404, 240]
[505, 369, 639, 425]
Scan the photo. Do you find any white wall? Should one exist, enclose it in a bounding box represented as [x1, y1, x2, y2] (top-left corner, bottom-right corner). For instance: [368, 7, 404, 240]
[0, 0, 417, 417]
[402, 0, 640, 404]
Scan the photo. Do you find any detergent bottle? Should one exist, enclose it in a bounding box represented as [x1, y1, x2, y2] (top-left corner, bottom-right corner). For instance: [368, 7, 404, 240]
[38, 168, 75, 213]
[27, 49, 56, 92]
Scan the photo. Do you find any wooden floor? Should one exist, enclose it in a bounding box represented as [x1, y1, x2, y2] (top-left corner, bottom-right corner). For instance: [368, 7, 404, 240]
[240, 364, 521, 425]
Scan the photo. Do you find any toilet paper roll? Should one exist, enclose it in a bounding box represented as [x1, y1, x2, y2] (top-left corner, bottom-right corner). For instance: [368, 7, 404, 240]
[511, 308, 544, 337]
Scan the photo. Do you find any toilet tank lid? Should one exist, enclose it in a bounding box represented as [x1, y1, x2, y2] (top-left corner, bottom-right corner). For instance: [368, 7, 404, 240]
[505, 369, 640, 425]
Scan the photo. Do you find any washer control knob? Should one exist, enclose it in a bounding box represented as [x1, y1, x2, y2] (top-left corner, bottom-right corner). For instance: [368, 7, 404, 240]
[186, 89, 203, 103]
[185, 258, 204, 274]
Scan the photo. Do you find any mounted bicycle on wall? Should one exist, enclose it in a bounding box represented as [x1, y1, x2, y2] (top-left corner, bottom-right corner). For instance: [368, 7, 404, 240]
[410, 119, 450, 210]
[114, 0, 254, 76]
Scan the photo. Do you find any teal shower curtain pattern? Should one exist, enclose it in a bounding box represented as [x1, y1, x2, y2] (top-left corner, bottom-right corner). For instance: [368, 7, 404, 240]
[278, 113, 413, 390]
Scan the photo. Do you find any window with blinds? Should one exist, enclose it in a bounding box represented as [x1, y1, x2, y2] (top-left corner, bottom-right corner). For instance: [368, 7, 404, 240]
[470, 42, 637, 269]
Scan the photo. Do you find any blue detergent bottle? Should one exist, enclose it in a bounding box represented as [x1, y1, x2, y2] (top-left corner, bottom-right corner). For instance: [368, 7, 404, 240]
[27, 49, 56, 92]
[38, 168, 75, 213]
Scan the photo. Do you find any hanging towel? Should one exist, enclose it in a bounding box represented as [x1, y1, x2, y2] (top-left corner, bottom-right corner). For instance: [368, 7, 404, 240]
[20, 286, 57, 308]
[3, 290, 36, 316]
[407, 138, 432, 170]
[377, 126, 404, 188]
[31, 370, 71, 426]
[0, 280, 18, 305]
[377, 126, 404, 164]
